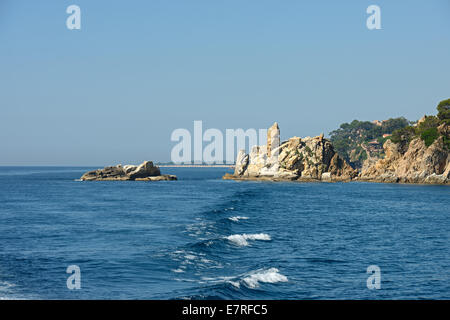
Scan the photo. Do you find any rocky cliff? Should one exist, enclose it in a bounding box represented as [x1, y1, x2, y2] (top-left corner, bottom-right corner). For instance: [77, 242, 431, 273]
[359, 124, 450, 184]
[224, 123, 357, 182]
[81, 161, 177, 181]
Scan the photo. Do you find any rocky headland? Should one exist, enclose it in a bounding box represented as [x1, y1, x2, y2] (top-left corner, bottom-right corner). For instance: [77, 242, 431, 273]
[81, 161, 177, 181]
[223, 98, 450, 185]
[223, 123, 357, 182]
[358, 99, 450, 185]
[359, 123, 450, 184]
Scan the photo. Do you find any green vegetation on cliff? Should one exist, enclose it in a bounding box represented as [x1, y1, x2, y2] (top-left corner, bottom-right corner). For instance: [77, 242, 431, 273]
[390, 99, 450, 149]
[437, 99, 450, 124]
[330, 99, 450, 168]
[329, 117, 410, 168]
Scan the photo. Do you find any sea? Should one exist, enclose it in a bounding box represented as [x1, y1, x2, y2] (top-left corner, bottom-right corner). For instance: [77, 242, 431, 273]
[0, 166, 449, 300]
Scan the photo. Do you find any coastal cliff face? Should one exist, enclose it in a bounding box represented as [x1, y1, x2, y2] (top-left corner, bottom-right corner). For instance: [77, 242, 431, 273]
[226, 120, 450, 185]
[360, 125, 450, 184]
[81, 161, 177, 181]
[358, 100, 450, 185]
[224, 123, 357, 182]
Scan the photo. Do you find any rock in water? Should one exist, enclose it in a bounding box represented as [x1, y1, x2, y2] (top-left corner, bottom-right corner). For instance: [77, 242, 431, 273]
[81, 165, 128, 181]
[128, 161, 161, 179]
[234, 150, 249, 176]
[80, 161, 177, 181]
[123, 165, 137, 174]
[224, 122, 357, 182]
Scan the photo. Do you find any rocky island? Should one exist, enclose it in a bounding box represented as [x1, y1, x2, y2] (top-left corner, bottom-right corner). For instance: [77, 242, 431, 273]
[80, 161, 177, 181]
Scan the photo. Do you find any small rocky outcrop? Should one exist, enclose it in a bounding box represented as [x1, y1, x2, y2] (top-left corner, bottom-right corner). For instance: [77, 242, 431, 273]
[81, 161, 177, 181]
[224, 123, 357, 182]
[359, 134, 450, 184]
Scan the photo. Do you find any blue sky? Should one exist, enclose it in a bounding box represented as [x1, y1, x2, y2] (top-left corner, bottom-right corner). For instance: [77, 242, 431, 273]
[1, 0, 449, 165]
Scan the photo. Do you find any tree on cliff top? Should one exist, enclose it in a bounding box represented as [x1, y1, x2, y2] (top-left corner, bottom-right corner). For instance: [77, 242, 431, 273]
[329, 117, 410, 168]
[390, 98, 450, 149]
[437, 99, 450, 123]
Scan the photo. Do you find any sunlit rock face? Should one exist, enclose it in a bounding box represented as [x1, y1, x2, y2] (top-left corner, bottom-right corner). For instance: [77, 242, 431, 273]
[360, 129, 450, 185]
[225, 123, 357, 182]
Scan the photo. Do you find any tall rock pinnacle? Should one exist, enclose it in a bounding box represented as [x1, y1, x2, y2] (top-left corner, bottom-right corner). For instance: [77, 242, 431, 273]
[267, 122, 280, 158]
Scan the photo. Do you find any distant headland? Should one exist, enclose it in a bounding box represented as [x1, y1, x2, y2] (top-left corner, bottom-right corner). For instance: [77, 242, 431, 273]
[224, 99, 450, 185]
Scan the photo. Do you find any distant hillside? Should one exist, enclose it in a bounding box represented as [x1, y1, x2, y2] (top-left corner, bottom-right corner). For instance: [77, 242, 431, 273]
[329, 117, 411, 169]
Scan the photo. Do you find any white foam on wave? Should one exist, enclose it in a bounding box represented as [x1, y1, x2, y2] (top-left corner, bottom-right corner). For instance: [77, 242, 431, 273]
[228, 216, 249, 222]
[0, 281, 18, 300]
[0, 281, 16, 292]
[228, 280, 241, 288]
[201, 275, 235, 283]
[242, 268, 288, 288]
[171, 250, 223, 273]
[200, 267, 288, 290]
[225, 233, 271, 246]
[171, 268, 185, 273]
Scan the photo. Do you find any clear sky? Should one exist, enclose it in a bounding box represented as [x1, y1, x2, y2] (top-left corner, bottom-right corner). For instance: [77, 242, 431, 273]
[1, 0, 449, 165]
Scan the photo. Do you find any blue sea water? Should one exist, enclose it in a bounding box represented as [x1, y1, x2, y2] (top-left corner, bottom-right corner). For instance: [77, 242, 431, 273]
[0, 166, 449, 300]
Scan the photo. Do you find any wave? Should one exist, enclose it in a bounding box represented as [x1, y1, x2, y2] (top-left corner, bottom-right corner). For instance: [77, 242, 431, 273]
[228, 216, 249, 222]
[200, 267, 288, 290]
[170, 249, 224, 272]
[171, 268, 185, 273]
[241, 268, 288, 288]
[0, 281, 19, 300]
[225, 233, 271, 247]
